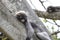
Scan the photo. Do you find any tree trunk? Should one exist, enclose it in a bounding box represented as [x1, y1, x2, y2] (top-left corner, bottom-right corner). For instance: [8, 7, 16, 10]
[0, 0, 53, 40]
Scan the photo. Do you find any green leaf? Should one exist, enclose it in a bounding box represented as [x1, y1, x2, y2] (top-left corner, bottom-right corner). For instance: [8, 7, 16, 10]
[52, 26, 54, 30]
[52, 35, 57, 40]
[43, 19, 47, 23]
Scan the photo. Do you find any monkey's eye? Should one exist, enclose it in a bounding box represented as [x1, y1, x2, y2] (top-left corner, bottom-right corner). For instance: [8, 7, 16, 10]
[48, 8, 51, 10]
[19, 16, 22, 19]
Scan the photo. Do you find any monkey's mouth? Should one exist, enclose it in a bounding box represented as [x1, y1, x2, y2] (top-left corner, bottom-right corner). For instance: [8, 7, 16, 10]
[21, 19, 25, 22]
[48, 10, 52, 12]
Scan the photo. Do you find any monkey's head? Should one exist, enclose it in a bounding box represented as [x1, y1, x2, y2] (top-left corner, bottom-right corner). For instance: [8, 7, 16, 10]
[47, 6, 55, 13]
[15, 11, 27, 24]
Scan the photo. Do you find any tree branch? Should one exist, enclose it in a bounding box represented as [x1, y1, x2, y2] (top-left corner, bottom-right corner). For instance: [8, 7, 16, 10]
[34, 9, 60, 20]
[51, 31, 60, 35]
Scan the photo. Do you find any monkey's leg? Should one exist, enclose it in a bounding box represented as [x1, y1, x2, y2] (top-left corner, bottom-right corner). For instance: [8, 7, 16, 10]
[36, 32, 51, 40]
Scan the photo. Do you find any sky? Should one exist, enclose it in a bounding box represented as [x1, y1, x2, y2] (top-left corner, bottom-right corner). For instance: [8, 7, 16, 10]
[27, 0, 60, 11]
[27, 0, 60, 38]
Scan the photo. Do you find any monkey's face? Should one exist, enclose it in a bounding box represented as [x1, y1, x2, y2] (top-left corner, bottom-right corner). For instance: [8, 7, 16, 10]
[47, 6, 53, 13]
[47, 6, 57, 13]
[16, 13, 27, 24]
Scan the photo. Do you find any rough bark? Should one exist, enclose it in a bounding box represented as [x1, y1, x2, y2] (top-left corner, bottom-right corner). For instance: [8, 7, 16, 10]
[0, 1, 26, 40]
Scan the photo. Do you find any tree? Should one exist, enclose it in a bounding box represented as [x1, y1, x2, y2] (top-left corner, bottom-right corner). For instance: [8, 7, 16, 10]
[1, 0, 60, 40]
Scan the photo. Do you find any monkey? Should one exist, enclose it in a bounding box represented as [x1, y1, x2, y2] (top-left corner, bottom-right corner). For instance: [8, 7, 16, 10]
[47, 6, 60, 13]
[15, 11, 51, 40]
[15, 11, 34, 40]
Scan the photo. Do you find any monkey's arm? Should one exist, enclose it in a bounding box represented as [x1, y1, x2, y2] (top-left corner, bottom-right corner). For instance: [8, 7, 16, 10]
[25, 20, 34, 38]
